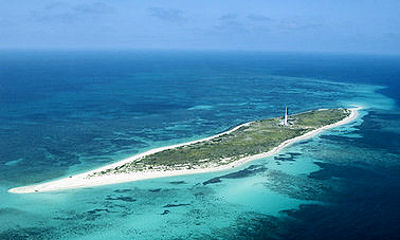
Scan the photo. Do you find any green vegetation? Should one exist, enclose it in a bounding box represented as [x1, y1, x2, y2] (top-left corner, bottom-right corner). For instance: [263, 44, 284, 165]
[89, 108, 350, 177]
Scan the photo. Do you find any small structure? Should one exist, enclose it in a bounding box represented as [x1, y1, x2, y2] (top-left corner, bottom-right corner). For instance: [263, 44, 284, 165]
[279, 106, 290, 127]
[284, 106, 289, 126]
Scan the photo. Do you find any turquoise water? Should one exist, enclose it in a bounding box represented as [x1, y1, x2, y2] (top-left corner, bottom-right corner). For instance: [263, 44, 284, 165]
[0, 51, 399, 239]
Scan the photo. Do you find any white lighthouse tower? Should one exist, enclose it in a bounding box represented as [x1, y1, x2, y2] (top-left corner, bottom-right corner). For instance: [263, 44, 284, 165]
[284, 106, 289, 126]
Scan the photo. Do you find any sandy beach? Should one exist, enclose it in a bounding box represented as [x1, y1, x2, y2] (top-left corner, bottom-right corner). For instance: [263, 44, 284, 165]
[9, 108, 360, 194]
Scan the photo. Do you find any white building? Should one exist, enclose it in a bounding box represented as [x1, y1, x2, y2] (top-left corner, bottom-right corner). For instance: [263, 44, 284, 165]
[284, 106, 289, 126]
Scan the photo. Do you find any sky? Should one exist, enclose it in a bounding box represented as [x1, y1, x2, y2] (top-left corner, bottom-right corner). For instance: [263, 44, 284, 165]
[0, 0, 399, 54]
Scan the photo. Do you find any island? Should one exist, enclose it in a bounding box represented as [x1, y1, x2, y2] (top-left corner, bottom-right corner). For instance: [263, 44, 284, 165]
[8, 108, 359, 194]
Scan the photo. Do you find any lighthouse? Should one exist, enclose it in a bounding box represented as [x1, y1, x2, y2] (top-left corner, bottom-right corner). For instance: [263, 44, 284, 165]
[284, 106, 289, 126]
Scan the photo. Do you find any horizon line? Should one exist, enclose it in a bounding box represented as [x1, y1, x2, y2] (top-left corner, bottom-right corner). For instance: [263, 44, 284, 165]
[0, 47, 399, 57]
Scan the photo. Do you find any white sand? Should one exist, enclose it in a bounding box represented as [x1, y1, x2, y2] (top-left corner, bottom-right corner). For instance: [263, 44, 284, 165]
[9, 108, 360, 194]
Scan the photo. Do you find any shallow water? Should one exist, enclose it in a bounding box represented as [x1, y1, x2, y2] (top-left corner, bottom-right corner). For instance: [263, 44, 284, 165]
[0, 51, 399, 239]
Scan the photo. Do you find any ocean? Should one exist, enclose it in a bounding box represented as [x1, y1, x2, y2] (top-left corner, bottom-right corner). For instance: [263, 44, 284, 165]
[0, 50, 399, 239]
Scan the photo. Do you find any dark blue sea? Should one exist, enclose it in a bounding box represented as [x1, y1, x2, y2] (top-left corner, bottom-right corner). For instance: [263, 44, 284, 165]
[0, 51, 399, 240]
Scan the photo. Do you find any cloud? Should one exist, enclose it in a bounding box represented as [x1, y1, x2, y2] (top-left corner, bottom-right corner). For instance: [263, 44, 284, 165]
[214, 13, 248, 33]
[31, 11, 76, 23]
[277, 18, 322, 31]
[147, 7, 186, 23]
[44, 2, 69, 11]
[247, 14, 271, 22]
[214, 22, 248, 35]
[73, 2, 115, 15]
[211, 13, 322, 38]
[31, 2, 115, 23]
[219, 14, 238, 21]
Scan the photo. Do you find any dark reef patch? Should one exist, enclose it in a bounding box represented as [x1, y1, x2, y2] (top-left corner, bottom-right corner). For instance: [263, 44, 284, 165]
[105, 195, 136, 202]
[161, 210, 170, 215]
[148, 188, 162, 192]
[203, 164, 266, 185]
[274, 152, 301, 162]
[163, 203, 191, 208]
[85, 208, 111, 221]
[87, 208, 110, 214]
[54, 208, 112, 222]
[113, 189, 132, 193]
[169, 180, 186, 184]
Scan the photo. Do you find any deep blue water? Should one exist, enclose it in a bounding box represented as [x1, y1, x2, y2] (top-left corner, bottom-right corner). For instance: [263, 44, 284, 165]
[0, 51, 399, 239]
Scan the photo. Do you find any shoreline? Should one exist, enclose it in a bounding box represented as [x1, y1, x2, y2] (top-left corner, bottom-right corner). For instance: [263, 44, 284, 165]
[9, 108, 360, 194]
